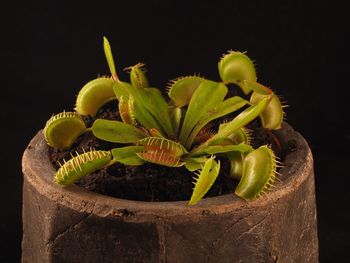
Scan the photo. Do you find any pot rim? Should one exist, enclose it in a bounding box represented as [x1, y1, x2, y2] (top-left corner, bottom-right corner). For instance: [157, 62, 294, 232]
[22, 122, 313, 219]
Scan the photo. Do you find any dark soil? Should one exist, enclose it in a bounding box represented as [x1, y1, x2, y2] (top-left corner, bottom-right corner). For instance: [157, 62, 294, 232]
[49, 100, 289, 202]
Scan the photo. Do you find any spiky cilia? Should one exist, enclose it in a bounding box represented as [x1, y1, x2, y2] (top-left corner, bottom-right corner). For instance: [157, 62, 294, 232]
[43, 36, 286, 205]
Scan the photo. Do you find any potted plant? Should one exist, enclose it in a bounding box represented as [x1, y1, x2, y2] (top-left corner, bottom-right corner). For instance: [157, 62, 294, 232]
[22, 37, 318, 262]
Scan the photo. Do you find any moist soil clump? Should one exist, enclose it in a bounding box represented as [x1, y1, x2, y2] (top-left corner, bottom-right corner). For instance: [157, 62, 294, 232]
[50, 101, 289, 202]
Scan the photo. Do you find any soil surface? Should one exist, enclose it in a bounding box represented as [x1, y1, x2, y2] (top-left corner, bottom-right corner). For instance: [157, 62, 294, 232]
[50, 100, 289, 202]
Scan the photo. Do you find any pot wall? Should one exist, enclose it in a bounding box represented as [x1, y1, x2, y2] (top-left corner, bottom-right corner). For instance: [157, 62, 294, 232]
[22, 123, 318, 263]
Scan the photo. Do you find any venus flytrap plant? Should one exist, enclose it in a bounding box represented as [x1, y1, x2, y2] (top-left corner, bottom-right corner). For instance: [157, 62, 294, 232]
[189, 156, 221, 205]
[73, 38, 120, 117]
[218, 51, 285, 130]
[75, 77, 115, 117]
[55, 150, 112, 185]
[235, 145, 278, 200]
[44, 112, 87, 149]
[167, 75, 205, 108]
[250, 92, 284, 130]
[44, 36, 286, 205]
[137, 137, 187, 167]
[218, 51, 257, 94]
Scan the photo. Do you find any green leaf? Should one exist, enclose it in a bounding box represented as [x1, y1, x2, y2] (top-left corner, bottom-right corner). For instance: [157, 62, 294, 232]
[115, 82, 164, 132]
[185, 162, 202, 172]
[235, 145, 277, 200]
[111, 146, 145, 165]
[189, 157, 221, 205]
[75, 77, 116, 117]
[190, 143, 252, 157]
[217, 126, 252, 145]
[250, 92, 284, 130]
[112, 81, 131, 101]
[92, 119, 146, 143]
[103, 36, 119, 81]
[183, 156, 207, 172]
[218, 51, 257, 94]
[126, 66, 171, 134]
[119, 81, 165, 133]
[200, 143, 252, 155]
[169, 106, 182, 136]
[167, 76, 204, 107]
[227, 127, 252, 145]
[138, 88, 175, 136]
[185, 96, 248, 148]
[208, 96, 270, 143]
[239, 80, 271, 95]
[179, 80, 228, 146]
[134, 100, 165, 133]
[227, 152, 244, 180]
[129, 63, 149, 89]
[207, 138, 234, 146]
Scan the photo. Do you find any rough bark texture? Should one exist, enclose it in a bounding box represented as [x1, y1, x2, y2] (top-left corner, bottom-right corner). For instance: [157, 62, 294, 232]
[22, 123, 319, 263]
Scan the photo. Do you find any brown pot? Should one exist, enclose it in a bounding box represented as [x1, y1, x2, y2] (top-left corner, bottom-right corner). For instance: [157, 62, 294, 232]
[22, 123, 318, 263]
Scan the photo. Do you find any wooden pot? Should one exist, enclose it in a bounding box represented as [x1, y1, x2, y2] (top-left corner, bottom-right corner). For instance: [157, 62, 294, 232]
[22, 123, 318, 263]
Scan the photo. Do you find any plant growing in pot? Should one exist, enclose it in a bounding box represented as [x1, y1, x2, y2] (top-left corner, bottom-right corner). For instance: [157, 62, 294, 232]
[22, 37, 318, 263]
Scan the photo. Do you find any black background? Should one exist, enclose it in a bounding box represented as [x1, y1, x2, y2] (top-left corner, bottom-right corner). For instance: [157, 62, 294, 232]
[1, 0, 349, 262]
